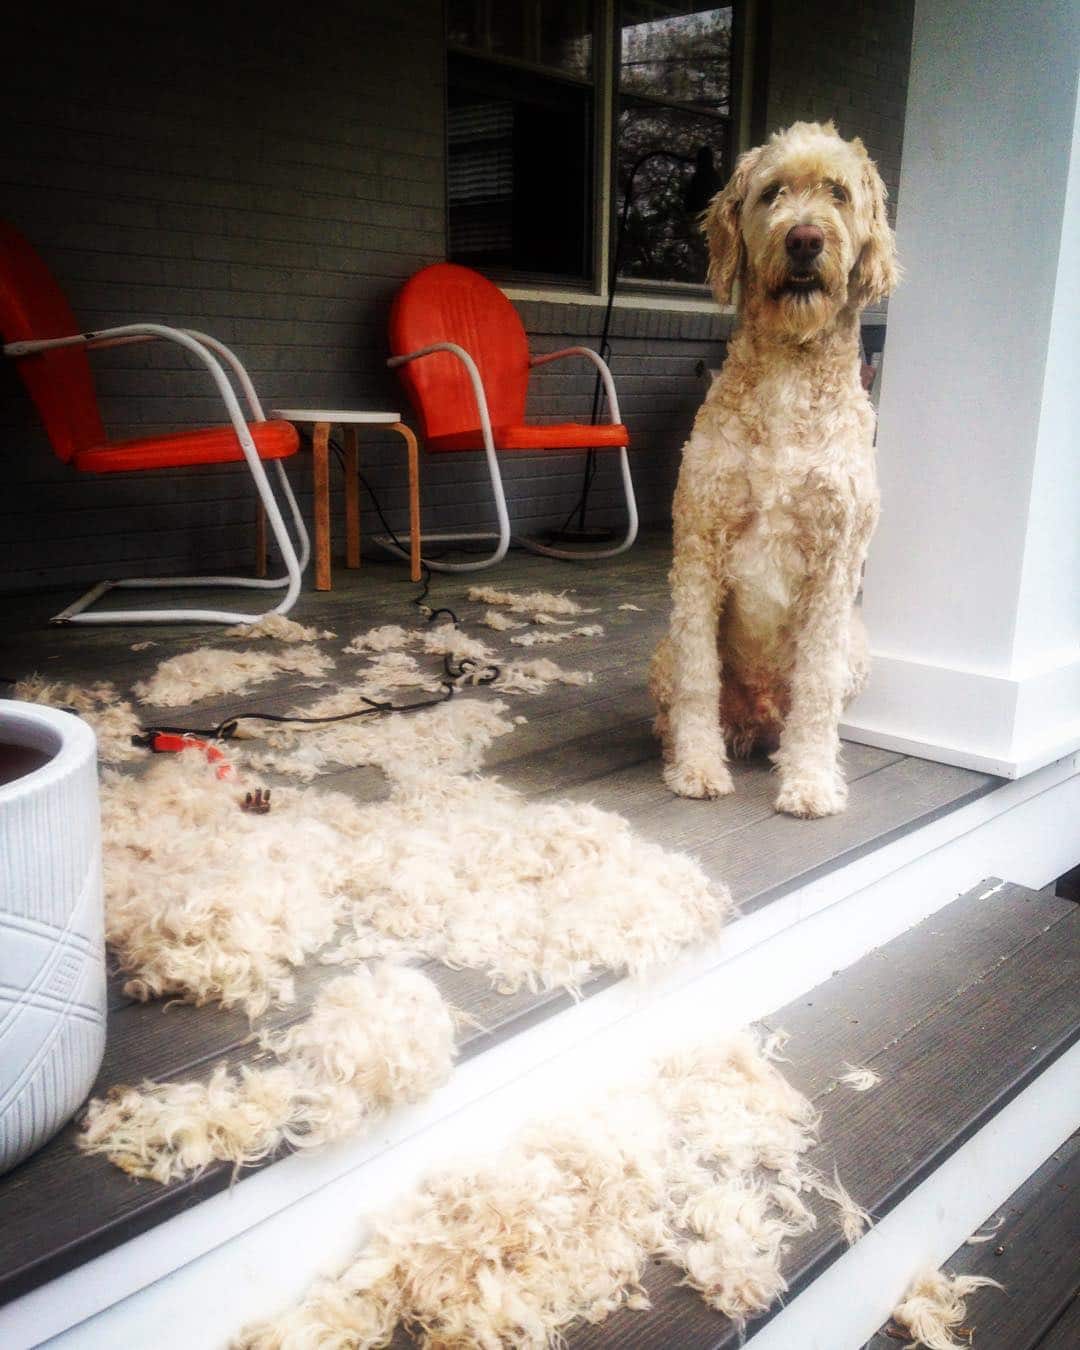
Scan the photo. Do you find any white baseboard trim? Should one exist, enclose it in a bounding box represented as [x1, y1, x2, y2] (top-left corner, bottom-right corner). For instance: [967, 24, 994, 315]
[749, 1037, 1080, 1350]
[842, 653, 1080, 778]
[17, 755, 1079, 1350]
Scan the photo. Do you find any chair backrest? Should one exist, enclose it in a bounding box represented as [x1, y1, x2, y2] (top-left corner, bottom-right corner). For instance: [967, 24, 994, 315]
[388, 262, 529, 441]
[0, 222, 105, 462]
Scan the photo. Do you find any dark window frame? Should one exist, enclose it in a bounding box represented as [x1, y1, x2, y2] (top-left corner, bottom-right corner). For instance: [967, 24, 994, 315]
[444, 1, 752, 296]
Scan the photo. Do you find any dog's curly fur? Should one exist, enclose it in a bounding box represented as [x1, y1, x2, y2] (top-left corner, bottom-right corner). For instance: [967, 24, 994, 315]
[651, 121, 899, 818]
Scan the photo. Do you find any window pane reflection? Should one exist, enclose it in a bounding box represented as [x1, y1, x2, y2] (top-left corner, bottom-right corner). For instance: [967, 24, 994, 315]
[616, 104, 730, 283]
[620, 3, 733, 113]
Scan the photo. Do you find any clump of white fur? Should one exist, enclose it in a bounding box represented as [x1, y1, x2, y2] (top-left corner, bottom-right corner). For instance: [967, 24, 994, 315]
[495, 659, 593, 695]
[101, 743, 728, 1014]
[839, 1063, 881, 1091]
[344, 624, 416, 654]
[78, 965, 454, 1182]
[133, 645, 333, 707]
[343, 621, 500, 670]
[420, 623, 498, 667]
[236, 1111, 667, 1349]
[235, 1032, 861, 1348]
[477, 608, 526, 631]
[467, 584, 595, 618]
[224, 615, 335, 642]
[13, 675, 142, 764]
[100, 754, 348, 1013]
[889, 1266, 1002, 1349]
[510, 624, 604, 648]
[240, 695, 517, 782]
[804, 1165, 872, 1245]
[357, 650, 444, 694]
[326, 771, 731, 996]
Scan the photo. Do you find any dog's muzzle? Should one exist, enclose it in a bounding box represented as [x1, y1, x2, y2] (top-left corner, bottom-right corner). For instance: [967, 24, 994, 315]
[777, 224, 826, 297]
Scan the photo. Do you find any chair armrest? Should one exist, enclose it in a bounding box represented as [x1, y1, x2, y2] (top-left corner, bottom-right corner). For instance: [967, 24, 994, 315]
[5, 323, 266, 467]
[183, 330, 266, 421]
[528, 346, 623, 424]
[387, 341, 496, 454]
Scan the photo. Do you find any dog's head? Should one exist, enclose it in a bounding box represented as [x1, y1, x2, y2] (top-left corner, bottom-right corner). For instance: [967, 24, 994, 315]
[704, 121, 899, 340]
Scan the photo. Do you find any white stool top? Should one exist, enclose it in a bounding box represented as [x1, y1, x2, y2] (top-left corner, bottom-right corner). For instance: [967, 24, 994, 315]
[271, 409, 401, 424]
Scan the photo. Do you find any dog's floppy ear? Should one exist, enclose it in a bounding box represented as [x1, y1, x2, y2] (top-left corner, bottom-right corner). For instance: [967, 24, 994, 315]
[703, 145, 763, 305]
[850, 144, 899, 306]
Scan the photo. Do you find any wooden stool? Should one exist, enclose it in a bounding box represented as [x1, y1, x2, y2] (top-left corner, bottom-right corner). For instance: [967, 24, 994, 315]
[268, 409, 421, 589]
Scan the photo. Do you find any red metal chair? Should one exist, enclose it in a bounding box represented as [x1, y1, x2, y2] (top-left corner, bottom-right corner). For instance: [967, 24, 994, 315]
[0, 222, 310, 624]
[387, 262, 638, 571]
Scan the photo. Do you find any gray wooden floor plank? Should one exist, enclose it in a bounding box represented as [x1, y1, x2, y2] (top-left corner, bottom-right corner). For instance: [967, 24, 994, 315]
[864, 1134, 1079, 1350]
[1037, 1293, 1080, 1350]
[761, 880, 1077, 1098]
[567, 887, 1080, 1350]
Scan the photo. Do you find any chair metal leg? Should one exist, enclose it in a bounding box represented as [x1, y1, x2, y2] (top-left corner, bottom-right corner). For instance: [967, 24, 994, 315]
[518, 447, 639, 561]
[373, 428, 511, 574]
[52, 456, 310, 627]
[255, 501, 268, 578]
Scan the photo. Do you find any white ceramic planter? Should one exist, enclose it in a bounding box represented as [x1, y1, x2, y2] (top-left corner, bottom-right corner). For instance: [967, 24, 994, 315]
[0, 700, 106, 1174]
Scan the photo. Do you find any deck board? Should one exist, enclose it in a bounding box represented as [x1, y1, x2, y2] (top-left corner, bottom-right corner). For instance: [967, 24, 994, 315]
[568, 882, 1080, 1349]
[1038, 1293, 1080, 1350]
[865, 1132, 1079, 1350]
[0, 532, 1004, 1310]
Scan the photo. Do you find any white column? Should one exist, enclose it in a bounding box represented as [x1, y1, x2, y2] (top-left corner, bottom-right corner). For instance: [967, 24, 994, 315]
[841, 0, 1080, 778]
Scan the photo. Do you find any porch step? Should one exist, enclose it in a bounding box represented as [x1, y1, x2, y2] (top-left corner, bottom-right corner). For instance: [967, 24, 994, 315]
[22, 876, 1077, 1350]
[865, 1131, 1079, 1350]
[566, 878, 1079, 1350]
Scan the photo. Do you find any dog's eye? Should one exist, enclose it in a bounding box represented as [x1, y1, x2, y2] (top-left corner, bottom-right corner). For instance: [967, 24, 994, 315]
[759, 184, 781, 206]
[830, 182, 849, 204]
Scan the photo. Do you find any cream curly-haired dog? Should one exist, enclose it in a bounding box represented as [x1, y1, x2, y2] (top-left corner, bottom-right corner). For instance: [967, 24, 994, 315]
[650, 121, 899, 818]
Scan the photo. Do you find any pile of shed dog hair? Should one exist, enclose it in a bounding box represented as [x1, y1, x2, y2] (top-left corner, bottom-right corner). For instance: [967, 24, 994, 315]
[81, 964, 453, 1183]
[888, 1266, 1002, 1349]
[98, 745, 729, 1022]
[17, 591, 729, 1189]
[234, 1034, 868, 1348]
[16, 586, 890, 1347]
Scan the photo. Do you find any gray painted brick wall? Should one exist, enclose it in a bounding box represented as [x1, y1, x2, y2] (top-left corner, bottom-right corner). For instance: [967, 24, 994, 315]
[0, 1, 909, 598]
[765, 0, 914, 219]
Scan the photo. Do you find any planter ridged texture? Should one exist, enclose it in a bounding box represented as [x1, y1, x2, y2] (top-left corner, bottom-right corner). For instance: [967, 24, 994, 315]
[0, 701, 106, 1174]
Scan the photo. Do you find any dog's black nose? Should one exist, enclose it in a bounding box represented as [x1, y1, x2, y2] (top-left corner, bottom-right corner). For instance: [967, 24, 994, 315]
[786, 225, 824, 263]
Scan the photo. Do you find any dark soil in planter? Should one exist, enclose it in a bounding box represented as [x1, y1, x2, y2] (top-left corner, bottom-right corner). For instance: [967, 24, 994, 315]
[0, 742, 52, 786]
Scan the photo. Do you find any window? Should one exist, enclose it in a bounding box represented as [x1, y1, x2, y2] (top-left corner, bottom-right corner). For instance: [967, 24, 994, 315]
[446, 2, 741, 291]
[447, 2, 598, 284]
[617, 4, 735, 284]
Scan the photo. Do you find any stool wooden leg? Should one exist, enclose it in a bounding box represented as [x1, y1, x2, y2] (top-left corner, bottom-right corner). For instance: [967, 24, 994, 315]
[394, 422, 422, 582]
[255, 502, 268, 578]
[343, 425, 361, 569]
[312, 421, 332, 591]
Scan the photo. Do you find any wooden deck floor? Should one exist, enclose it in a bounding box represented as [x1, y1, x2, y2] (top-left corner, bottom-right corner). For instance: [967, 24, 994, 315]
[0, 531, 1002, 1307]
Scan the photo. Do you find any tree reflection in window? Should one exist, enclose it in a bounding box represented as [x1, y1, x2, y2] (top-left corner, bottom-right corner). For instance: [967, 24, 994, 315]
[618, 4, 735, 284]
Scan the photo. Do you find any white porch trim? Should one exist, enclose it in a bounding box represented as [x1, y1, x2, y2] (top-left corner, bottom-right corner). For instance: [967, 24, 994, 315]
[846, 0, 1080, 777]
[842, 651, 1080, 778]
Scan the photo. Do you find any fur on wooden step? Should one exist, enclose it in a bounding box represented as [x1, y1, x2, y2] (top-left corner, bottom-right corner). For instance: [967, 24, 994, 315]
[233, 1032, 867, 1348]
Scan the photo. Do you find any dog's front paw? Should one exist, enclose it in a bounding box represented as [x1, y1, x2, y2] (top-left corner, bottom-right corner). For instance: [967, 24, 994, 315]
[664, 756, 734, 800]
[775, 769, 848, 819]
